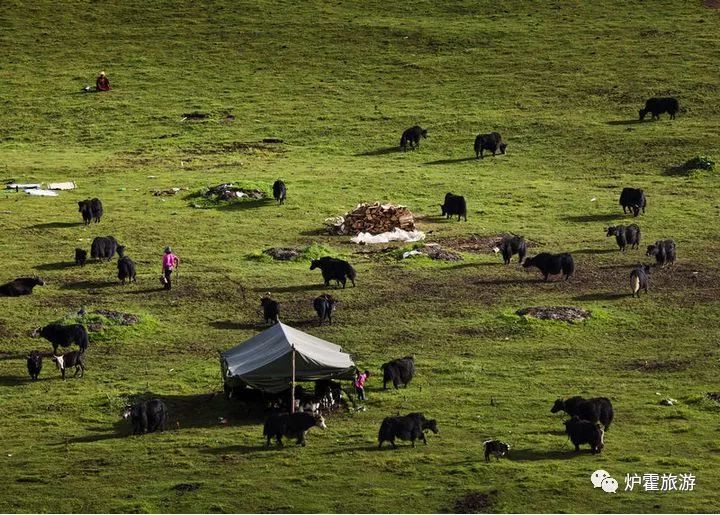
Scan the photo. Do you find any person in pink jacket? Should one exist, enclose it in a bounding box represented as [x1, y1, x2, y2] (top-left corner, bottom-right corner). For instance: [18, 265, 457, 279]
[161, 246, 179, 290]
[354, 368, 370, 401]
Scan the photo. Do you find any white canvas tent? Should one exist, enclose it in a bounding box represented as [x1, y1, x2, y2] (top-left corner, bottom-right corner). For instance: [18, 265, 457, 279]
[220, 323, 356, 394]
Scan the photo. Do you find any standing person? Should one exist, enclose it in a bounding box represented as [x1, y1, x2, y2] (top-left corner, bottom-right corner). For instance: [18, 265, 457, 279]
[96, 71, 111, 91]
[354, 368, 370, 401]
[161, 246, 179, 290]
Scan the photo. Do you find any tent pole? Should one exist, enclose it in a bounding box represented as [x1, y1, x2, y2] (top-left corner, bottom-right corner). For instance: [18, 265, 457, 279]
[291, 347, 296, 414]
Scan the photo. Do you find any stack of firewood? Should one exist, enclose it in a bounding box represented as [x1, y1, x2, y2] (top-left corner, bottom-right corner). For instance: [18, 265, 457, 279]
[326, 203, 416, 235]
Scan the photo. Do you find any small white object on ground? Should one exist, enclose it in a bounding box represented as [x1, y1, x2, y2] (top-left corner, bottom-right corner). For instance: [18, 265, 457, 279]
[402, 249, 424, 259]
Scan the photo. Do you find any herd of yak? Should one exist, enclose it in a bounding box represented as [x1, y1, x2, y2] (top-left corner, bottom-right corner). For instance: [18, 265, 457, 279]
[1, 95, 681, 453]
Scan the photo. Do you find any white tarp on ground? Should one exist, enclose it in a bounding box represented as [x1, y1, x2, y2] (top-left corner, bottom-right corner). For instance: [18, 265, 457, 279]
[47, 182, 76, 190]
[220, 323, 356, 393]
[351, 228, 425, 244]
[25, 189, 58, 196]
[7, 183, 41, 189]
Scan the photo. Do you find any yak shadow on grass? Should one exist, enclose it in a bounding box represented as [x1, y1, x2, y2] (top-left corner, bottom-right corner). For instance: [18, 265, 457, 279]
[423, 156, 476, 166]
[123, 287, 167, 295]
[211, 320, 265, 331]
[0, 374, 32, 387]
[606, 119, 645, 126]
[59, 280, 118, 290]
[253, 284, 327, 294]
[509, 448, 579, 461]
[28, 221, 84, 229]
[216, 198, 274, 212]
[572, 248, 616, 255]
[573, 292, 629, 301]
[354, 146, 402, 157]
[64, 392, 260, 445]
[474, 277, 543, 286]
[563, 213, 626, 223]
[35, 261, 78, 271]
[201, 444, 269, 456]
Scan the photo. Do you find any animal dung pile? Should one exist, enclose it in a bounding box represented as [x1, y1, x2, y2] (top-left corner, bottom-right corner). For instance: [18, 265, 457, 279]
[452, 492, 493, 514]
[152, 187, 186, 196]
[326, 203, 416, 235]
[263, 247, 300, 261]
[92, 309, 140, 326]
[205, 184, 266, 201]
[402, 243, 463, 261]
[516, 306, 591, 323]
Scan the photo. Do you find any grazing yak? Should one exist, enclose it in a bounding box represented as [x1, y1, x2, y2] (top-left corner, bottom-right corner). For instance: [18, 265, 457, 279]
[75, 248, 87, 266]
[619, 188, 646, 217]
[483, 440, 510, 462]
[116, 246, 137, 285]
[91, 236, 119, 260]
[495, 235, 527, 265]
[606, 224, 641, 252]
[26, 351, 43, 380]
[273, 179, 286, 205]
[378, 412, 438, 449]
[646, 239, 676, 267]
[313, 294, 337, 326]
[263, 411, 327, 447]
[123, 398, 168, 435]
[564, 416, 605, 454]
[34, 323, 89, 354]
[381, 355, 415, 389]
[440, 193, 467, 221]
[522, 252, 574, 281]
[260, 295, 280, 325]
[630, 264, 652, 297]
[310, 257, 356, 289]
[52, 350, 85, 380]
[400, 125, 427, 151]
[0, 277, 45, 296]
[551, 396, 614, 431]
[474, 132, 507, 159]
[78, 198, 103, 225]
[639, 97, 679, 121]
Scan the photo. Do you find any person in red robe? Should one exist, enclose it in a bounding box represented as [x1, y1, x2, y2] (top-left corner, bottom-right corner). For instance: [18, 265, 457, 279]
[96, 71, 111, 91]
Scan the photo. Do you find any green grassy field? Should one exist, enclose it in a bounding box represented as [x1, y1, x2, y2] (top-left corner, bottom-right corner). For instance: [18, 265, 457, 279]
[1, 0, 719, 512]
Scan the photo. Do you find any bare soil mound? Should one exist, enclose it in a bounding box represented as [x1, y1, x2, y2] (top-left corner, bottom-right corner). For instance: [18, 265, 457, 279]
[516, 306, 591, 322]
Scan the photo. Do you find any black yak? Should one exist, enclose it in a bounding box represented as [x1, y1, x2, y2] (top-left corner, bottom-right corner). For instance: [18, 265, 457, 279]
[564, 416, 604, 454]
[551, 396, 614, 431]
[495, 235, 527, 265]
[0, 277, 45, 296]
[639, 97, 679, 121]
[116, 246, 137, 285]
[91, 236, 119, 260]
[483, 440, 510, 462]
[260, 295, 280, 325]
[378, 412, 438, 449]
[522, 252, 574, 281]
[123, 398, 168, 435]
[51, 350, 85, 380]
[78, 198, 103, 224]
[263, 412, 327, 447]
[630, 264, 651, 297]
[606, 224, 641, 252]
[400, 125, 427, 151]
[75, 248, 87, 266]
[474, 132, 507, 159]
[440, 193, 467, 221]
[646, 239, 676, 266]
[34, 323, 89, 354]
[619, 188, 646, 217]
[381, 356, 415, 389]
[26, 351, 43, 380]
[273, 179, 286, 205]
[310, 257, 356, 288]
[313, 294, 337, 326]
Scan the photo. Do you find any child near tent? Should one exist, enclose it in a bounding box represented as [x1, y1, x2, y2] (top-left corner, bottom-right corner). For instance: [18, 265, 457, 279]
[354, 369, 370, 401]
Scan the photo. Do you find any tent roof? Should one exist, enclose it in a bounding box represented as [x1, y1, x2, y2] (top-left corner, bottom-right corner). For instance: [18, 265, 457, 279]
[220, 323, 356, 392]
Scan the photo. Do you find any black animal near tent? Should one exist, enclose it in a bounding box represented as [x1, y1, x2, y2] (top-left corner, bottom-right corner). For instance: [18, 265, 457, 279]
[219, 322, 356, 394]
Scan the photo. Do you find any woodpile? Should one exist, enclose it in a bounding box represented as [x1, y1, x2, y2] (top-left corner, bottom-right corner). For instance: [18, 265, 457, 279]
[326, 203, 416, 235]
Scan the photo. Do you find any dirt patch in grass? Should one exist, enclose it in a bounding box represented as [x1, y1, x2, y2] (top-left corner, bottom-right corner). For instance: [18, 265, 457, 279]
[452, 491, 494, 513]
[704, 0, 720, 9]
[93, 310, 140, 326]
[625, 359, 690, 372]
[186, 141, 286, 156]
[517, 306, 591, 322]
[706, 392, 720, 404]
[172, 482, 201, 493]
